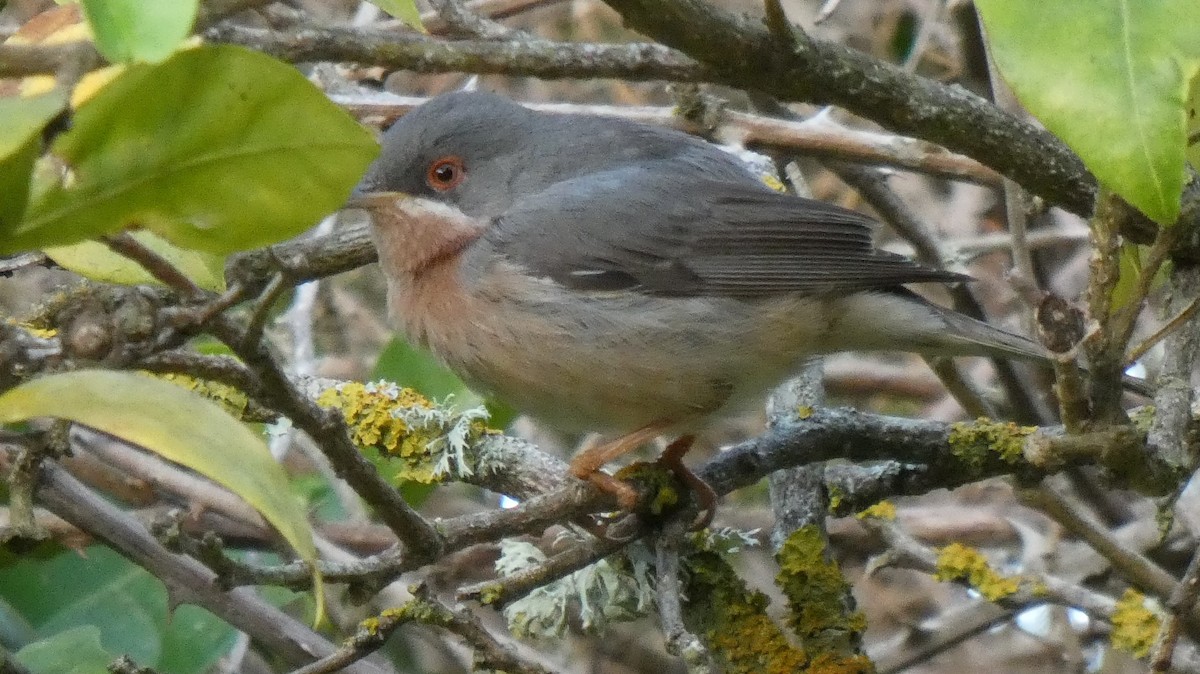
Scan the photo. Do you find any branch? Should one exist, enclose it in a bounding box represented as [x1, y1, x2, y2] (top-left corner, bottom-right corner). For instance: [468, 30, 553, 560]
[204, 24, 705, 82]
[31, 458, 390, 674]
[599, 0, 1096, 216]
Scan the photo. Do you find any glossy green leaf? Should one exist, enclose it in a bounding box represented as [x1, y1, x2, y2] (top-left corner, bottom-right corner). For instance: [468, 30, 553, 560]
[370, 0, 425, 32]
[1, 137, 41, 231]
[16, 626, 115, 674]
[0, 371, 323, 620]
[0, 91, 68, 228]
[1188, 73, 1200, 171]
[79, 0, 198, 63]
[976, 0, 1200, 224]
[2, 45, 378, 255]
[44, 231, 226, 291]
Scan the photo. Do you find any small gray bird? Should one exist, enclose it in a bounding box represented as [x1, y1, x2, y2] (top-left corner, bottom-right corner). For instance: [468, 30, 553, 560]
[350, 91, 1046, 516]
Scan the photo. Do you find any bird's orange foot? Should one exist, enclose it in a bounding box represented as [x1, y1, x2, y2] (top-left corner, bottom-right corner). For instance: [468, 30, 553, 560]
[655, 435, 719, 530]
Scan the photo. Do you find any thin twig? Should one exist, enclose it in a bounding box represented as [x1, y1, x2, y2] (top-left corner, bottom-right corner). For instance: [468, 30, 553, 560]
[655, 520, 715, 673]
[29, 457, 387, 673]
[1151, 542, 1200, 671]
[426, 0, 520, 39]
[1126, 294, 1200, 366]
[458, 532, 631, 606]
[1022, 484, 1177, 599]
[102, 233, 205, 297]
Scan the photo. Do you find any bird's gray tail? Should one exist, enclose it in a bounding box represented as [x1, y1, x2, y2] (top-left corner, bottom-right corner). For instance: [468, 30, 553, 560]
[923, 301, 1050, 362]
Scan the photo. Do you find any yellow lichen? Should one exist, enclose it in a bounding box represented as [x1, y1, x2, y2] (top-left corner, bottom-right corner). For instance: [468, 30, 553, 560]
[683, 551, 809, 674]
[947, 418, 1036, 472]
[828, 485, 845, 513]
[796, 405, 815, 420]
[762, 174, 788, 193]
[9, 320, 58, 339]
[316, 382, 471, 484]
[359, 616, 381, 634]
[158, 372, 250, 419]
[807, 652, 875, 674]
[776, 526, 869, 657]
[1111, 589, 1161, 658]
[934, 543, 1020, 601]
[855, 501, 896, 521]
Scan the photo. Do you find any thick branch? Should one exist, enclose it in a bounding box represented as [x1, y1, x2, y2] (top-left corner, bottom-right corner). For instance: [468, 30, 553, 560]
[599, 0, 1096, 215]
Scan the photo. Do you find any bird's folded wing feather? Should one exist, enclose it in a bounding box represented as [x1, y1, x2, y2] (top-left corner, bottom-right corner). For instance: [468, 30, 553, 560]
[487, 166, 967, 297]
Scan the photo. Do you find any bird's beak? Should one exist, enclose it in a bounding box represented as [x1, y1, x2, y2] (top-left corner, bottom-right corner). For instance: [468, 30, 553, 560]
[343, 190, 410, 212]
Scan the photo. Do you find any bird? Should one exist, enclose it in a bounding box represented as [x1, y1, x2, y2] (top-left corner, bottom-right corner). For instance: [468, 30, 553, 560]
[348, 90, 1048, 524]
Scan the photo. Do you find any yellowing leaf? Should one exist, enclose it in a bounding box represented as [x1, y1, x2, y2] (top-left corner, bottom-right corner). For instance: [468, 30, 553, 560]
[44, 231, 226, 291]
[0, 370, 322, 621]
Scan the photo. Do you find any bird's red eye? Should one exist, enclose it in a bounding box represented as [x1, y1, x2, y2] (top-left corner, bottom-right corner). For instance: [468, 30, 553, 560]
[426, 156, 465, 191]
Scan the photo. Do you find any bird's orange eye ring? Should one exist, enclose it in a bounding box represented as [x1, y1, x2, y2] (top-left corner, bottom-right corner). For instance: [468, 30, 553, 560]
[426, 156, 465, 191]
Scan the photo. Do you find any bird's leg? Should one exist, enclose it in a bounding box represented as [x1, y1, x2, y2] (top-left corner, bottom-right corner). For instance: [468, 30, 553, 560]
[656, 435, 719, 530]
[569, 422, 668, 510]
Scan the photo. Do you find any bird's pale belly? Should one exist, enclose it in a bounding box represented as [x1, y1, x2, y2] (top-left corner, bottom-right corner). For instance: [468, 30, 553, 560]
[387, 259, 848, 434]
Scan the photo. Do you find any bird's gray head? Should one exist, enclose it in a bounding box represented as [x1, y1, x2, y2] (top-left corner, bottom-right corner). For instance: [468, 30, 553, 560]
[356, 91, 744, 219]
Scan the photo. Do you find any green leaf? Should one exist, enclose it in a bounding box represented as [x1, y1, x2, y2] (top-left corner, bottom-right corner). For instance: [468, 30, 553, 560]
[0, 546, 236, 673]
[0, 91, 66, 161]
[976, 0, 1200, 224]
[370, 0, 425, 32]
[44, 231, 226, 291]
[0, 371, 323, 621]
[16, 626, 115, 674]
[373, 336, 471, 401]
[0, 91, 68, 228]
[79, 0, 198, 63]
[2, 45, 378, 255]
[372, 337, 517, 430]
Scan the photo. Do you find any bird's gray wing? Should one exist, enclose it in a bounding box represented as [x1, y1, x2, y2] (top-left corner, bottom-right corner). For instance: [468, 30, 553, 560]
[486, 166, 966, 297]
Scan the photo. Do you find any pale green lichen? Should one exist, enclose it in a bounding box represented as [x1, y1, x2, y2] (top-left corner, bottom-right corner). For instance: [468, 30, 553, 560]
[316, 381, 490, 484]
[1128, 405, 1156, 434]
[690, 526, 761, 555]
[1111, 589, 1162, 658]
[498, 538, 655, 638]
[934, 543, 1020, 601]
[776, 526, 869, 658]
[947, 418, 1036, 473]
